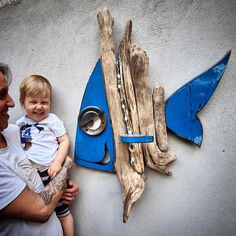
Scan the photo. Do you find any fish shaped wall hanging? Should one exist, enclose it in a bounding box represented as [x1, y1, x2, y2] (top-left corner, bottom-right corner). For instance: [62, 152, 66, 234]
[74, 8, 231, 222]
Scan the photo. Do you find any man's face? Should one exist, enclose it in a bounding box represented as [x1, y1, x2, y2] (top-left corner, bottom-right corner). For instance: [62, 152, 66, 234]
[0, 71, 15, 132]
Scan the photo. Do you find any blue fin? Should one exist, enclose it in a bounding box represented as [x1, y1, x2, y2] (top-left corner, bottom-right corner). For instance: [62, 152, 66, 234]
[165, 50, 231, 147]
[74, 59, 115, 172]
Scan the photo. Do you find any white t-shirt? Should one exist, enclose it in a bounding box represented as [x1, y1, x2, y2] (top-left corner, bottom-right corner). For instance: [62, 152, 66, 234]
[16, 113, 66, 166]
[0, 124, 63, 236]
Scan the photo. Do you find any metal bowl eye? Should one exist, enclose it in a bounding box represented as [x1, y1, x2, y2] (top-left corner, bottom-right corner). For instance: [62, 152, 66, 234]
[78, 106, 107, 135]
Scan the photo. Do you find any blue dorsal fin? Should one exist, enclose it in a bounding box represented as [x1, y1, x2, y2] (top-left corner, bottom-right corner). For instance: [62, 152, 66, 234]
[165, 50, 231, 146]
[74, 59, 115, 172]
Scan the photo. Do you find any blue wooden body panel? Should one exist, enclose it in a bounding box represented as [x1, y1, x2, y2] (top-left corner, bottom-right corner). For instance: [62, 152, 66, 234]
[165, 51, 231, 146]
[74, 59, 115, 172]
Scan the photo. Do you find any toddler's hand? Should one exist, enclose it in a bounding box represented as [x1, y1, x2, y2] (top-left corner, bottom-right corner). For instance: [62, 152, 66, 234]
[48, 161, 62, 179]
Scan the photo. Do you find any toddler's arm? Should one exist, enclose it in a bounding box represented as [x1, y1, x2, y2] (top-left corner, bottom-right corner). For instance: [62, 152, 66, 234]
[48, 134, 70, 179]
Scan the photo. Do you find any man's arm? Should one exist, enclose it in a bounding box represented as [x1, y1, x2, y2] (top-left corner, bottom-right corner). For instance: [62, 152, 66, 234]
[0, 156, 72, 223]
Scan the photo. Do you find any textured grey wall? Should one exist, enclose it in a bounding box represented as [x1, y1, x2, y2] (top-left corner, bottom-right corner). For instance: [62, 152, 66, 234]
[1, 0, 236, 235]
[0, 0, 20, 8]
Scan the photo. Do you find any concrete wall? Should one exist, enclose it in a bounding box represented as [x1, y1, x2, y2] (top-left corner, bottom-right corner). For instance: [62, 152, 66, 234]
[1, 0, 236, 235]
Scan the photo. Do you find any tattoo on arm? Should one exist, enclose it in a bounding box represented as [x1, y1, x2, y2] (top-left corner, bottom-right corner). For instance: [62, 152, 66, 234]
[39, 164, 70, 205]
[62, 158, 72, 169]
[39, 187, 55, 205]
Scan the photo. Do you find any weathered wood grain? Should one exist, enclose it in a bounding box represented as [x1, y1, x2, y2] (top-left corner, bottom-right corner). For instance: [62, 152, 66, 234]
[118, 20, 144, 174]
[153, 84, 169, 152]
[130, 44, 176, 175]
[97, 8, 145, 223]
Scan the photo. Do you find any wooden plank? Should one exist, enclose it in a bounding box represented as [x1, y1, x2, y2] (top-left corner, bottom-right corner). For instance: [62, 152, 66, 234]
[97, 8, 145, 223]
[153, 84, 169, 152]
[118, 20, 144, 174]
[130, 44, 176, 175]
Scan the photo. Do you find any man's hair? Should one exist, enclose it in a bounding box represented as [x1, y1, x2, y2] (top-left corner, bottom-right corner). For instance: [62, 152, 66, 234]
[19, 75, 52, 106]
[0, 63, 12, 85]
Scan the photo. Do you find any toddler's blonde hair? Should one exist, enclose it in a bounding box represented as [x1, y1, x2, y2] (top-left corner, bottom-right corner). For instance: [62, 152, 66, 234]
[19, 75, 52, 106]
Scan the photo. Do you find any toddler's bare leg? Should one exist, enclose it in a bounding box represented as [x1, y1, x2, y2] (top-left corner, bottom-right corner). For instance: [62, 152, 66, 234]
[59, 213, 74, 236]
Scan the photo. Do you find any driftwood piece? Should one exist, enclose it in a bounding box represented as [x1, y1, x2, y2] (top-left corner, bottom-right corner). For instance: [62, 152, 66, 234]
[130, 44, 176, 175]
[97, 8, 145, 223]
[118, 20, 144, 174]
[153, 84, 169, 152]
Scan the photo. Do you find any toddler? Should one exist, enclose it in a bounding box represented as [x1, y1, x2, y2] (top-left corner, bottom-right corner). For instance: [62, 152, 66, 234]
[16, 75, 74, 236]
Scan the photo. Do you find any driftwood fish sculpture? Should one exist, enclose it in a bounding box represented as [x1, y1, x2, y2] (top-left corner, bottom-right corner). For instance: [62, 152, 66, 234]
[74, 8, 231, 222]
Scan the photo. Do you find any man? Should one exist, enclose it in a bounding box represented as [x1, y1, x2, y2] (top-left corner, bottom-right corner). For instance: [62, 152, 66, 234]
[0, 63, 78, 235]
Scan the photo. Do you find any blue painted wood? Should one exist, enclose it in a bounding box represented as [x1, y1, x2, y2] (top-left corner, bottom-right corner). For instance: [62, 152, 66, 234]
[120, 134, 153, 143]
[74, 59, 115, 172]
[165, 50, 231, 147]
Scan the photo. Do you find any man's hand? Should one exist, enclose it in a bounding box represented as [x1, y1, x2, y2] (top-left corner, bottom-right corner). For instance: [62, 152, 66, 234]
[61, 179, 79, 205]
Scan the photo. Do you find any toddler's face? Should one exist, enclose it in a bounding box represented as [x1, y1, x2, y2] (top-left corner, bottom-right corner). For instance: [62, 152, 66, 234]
[23, 94, 50, 122]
